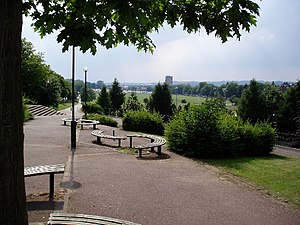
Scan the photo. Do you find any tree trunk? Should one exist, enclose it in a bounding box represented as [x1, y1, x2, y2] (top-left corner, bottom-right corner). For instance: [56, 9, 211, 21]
[0, 0, 28, 224]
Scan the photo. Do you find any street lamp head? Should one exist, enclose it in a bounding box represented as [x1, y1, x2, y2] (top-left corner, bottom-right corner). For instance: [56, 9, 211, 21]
[84, 66, 88, 72]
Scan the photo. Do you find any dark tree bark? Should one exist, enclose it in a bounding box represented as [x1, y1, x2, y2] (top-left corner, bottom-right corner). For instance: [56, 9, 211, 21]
[0, 0, 28, 224]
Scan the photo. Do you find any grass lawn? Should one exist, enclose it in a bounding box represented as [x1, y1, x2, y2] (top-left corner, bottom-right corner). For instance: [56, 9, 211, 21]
[125, 92, 151, 103]
[202, 154, 300, 206]
[57, 102, 72, 111]
[125, 92, 207, 106]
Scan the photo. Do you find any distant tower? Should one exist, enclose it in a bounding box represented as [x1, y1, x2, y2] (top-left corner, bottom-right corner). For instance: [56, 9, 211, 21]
[165, 75, 173, 86]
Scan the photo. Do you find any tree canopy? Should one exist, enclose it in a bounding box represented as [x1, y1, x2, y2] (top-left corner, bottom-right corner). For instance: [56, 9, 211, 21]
[21, 38, 71, 106]
[24, 0, 260, 54]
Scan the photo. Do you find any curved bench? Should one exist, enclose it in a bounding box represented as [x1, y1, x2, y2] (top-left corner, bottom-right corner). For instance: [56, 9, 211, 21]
[92, 130, 127, 147]
[48, 212, 141, 225]
[62, 117, 80, 126]
[126, 134, 166, 157]
[78, 119, 99, 130]
[24, 164, 65, 200]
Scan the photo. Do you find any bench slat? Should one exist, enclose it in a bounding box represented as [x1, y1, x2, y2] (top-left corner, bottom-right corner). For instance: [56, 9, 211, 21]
[24, 164, 65, 177]
[24, 164, 65, 200]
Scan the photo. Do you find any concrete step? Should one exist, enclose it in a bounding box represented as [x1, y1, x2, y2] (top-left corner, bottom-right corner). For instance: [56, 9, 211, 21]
[27, 105, 65, 117]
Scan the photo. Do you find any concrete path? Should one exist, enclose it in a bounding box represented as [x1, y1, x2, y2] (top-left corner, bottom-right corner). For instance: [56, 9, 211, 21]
[24, 107, 300, 225]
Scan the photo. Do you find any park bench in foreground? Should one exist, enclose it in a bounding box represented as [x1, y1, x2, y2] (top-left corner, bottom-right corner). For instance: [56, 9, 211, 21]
[24, 164, 65, 200]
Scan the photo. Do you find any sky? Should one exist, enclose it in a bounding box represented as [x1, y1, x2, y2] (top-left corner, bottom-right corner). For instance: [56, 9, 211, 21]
[22, 0, 300, 84]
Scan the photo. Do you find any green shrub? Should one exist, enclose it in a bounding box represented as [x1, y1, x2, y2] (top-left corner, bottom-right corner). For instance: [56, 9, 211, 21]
[122, 110, 164, 135]
[217, 114, 244, 157]
[23, 98, 33, 122]
[23, 97, 37, 105]
[165, 102, 222, 157]
[238, 122, 275, 156]
[82, 101, 103, 114]
[85, 113, 118, 127]
[23, 105, 33, 122]
[165, 100, 275, 158]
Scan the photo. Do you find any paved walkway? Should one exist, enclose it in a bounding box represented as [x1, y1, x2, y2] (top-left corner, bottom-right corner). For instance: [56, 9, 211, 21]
[24, 106, 300, 225]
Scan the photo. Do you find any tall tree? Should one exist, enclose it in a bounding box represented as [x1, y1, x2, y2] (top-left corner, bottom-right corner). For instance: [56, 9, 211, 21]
[1, 0, 260, 224]
[97, 85, 111, 115]
[238, 79, 267, 124]
[122, 92, 144, 112]
[109, 78, 125, 115]
[21, 39, 70, 106]
[277, 81, 300, 133]
[149, 83, 174, 120]
[0, 1, 28, 224]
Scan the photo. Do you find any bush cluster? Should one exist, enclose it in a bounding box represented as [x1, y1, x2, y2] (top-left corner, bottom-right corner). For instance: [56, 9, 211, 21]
[84, 113, 118, 127]
[122, 110, 164, 135]
[165, 101, 275, 158]
[82, 102, 103, 114]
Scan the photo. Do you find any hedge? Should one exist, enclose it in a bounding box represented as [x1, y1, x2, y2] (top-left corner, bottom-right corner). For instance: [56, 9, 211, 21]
[84, 113, 118, 127]
[122, 110, 164, 135]
[165, 102, 275, 158]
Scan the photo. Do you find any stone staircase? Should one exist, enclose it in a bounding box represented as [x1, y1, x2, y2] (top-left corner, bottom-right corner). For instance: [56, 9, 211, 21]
[27, 105, 65, 117]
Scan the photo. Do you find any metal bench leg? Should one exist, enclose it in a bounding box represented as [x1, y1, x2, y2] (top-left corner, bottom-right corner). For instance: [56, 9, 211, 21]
[49, 173, 54, 200]
[97, 137, 101, 144]
[157, 146, 162, 156]
[93, 124, 96, 129]
[63, 121, 67, 125]
[81, 125, 83, 130]
[139, 150, 142, 158]
[129, 137, 133, 148]
[151, 139, 154, 152]
[118, 139, 121, 147]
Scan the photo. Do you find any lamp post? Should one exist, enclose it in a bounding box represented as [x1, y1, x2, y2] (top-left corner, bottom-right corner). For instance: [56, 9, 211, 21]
[84, 67, 88, 118]
[71, 46, 76, 148]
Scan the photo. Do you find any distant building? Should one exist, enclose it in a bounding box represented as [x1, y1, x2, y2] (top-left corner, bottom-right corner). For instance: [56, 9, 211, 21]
[165, 75, 173, 86]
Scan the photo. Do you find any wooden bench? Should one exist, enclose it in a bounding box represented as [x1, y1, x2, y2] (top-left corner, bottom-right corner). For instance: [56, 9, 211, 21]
[126, 134, 166, 157]
[78, 119, 99, 130]
[92, 130, 127, 147]
[24, 164, 65, 200]
[62, 117, 80, 126]
[48, 212, 141, 225]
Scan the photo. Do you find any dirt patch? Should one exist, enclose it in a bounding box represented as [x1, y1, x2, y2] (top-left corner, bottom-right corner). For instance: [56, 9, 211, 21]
[27, 189, 66, 222]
